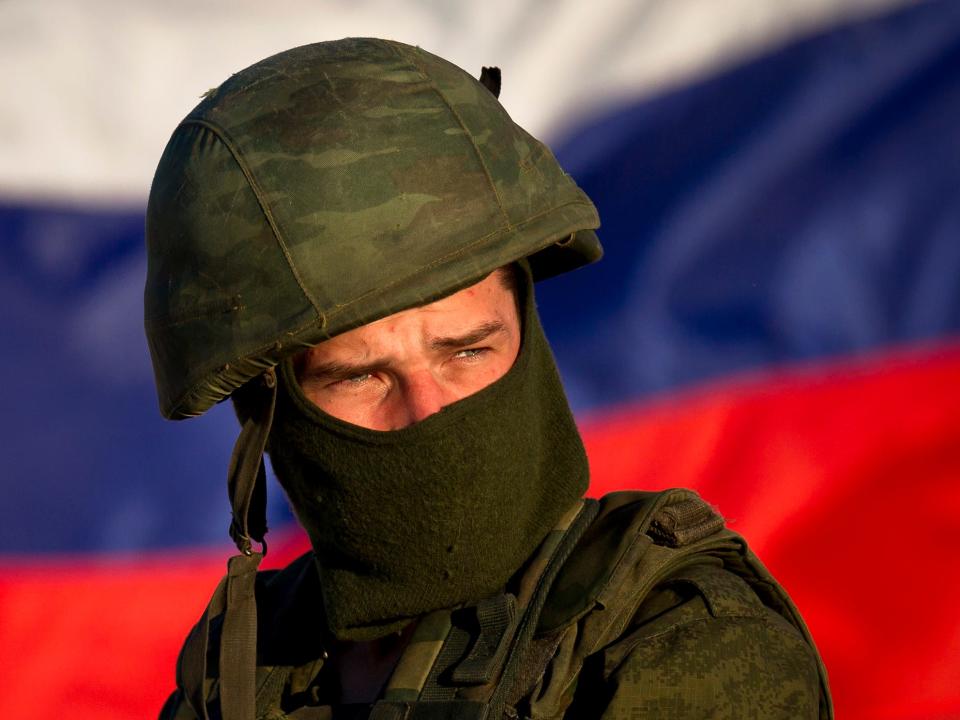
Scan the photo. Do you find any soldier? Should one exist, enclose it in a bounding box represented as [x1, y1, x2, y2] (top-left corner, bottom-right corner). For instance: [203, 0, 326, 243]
[146, 38, 832, 719]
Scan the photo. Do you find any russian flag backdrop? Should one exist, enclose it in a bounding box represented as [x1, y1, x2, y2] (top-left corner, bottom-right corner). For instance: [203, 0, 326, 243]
[1, 1, 958, 717]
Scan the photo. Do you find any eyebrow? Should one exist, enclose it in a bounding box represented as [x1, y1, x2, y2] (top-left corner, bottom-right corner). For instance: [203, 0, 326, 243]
[298, 320, 509, 384]
[298, 359, 383, 384]
[428, 320, 507, 351]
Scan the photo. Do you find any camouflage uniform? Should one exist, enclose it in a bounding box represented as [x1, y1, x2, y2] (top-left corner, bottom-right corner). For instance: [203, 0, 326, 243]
[159, 491, 828, 719]
[146, 39, 831, 720]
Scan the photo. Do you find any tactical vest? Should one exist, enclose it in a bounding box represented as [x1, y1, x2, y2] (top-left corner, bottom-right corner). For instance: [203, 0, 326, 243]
[164, 490, 833, 720]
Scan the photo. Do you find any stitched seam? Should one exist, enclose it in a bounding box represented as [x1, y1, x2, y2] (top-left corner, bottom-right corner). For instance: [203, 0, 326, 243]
[180, 118, 326, 323]
[147, 298, 246, 329]
[384, 40, 514, 229]
[168, 316, 322, 417]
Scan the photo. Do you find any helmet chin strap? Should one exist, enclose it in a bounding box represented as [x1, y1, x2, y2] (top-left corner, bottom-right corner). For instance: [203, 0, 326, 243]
[228, 368, 277, 555]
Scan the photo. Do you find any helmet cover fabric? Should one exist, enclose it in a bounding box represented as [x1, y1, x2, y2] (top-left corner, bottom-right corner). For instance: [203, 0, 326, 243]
[144, 38, 601, 419]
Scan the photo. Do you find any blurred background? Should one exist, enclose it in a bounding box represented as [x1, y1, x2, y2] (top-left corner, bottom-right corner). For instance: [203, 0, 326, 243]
[1, 0, 958, 717]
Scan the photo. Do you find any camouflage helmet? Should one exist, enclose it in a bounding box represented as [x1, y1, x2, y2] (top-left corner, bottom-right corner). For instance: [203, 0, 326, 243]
[145, 38, 601, 421]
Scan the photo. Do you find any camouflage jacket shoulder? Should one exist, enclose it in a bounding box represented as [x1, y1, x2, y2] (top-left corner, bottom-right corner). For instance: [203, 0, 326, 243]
[160, 489, 831, 719]
[521, 490, 831, 719]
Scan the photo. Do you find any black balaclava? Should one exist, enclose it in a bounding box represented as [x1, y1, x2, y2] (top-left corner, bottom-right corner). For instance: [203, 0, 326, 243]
[267, 265, 589, 640]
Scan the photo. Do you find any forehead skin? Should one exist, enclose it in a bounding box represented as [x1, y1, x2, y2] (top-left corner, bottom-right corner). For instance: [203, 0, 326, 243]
[294, 269, 521, 430]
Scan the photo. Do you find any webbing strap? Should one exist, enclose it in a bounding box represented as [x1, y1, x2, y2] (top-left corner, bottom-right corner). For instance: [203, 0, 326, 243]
[486, 499, 598, 717]
[383, 610, 455, 702]
[451, 594, 517, 685]
[179, 573, 228, 719]
[647, 496, 724, 548]
[177, 551, 264, 720]
[419, 623, 471, 702]
[220, 552, 263, 720]
[227, 369, 277, 555]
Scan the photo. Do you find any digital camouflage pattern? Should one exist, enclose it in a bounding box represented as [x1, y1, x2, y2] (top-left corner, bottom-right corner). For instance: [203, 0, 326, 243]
[160, 491, 831, 719]
[531, 491, 830, 719]
[594, 563, 822, 718]
[145, 38, 601, 420]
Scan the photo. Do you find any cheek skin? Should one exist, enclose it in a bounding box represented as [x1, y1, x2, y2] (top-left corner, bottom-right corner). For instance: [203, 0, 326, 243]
[324, 389, 392, 429]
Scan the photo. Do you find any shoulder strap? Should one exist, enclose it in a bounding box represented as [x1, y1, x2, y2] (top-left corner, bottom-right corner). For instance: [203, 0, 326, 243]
[177, 553, 264, 720]
[175, 551, 331, 720]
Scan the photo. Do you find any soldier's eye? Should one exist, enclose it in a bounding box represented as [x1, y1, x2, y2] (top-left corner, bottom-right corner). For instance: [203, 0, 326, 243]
[331, 373, 373, 389]
[454, 348, 486, 360]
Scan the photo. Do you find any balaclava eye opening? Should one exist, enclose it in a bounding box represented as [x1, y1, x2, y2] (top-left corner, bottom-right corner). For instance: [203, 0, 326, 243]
[267, 264, 589, 640]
